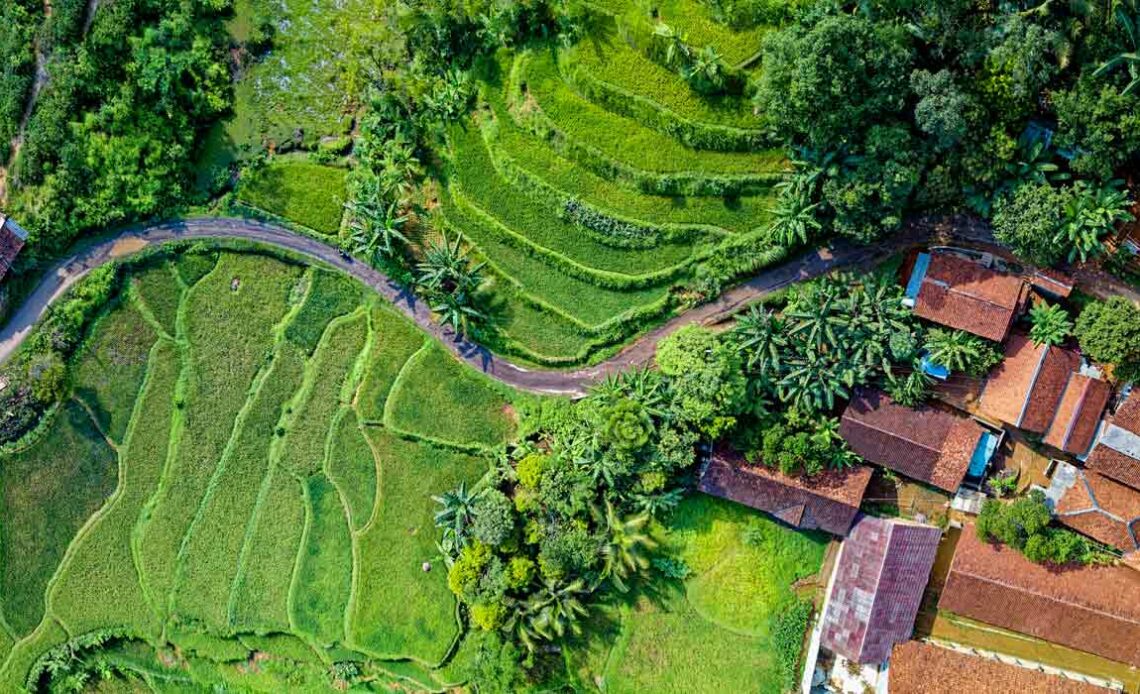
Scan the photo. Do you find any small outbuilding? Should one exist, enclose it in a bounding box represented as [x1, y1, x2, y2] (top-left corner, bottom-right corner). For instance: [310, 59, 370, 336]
[820, 514, 941, 664]
[904, 251, 1030, 342]
[888, 641, 1110, 694]
[0, 214, 28, 282]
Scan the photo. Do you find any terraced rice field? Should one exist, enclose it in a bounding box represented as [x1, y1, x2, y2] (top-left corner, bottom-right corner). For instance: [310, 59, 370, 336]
[0, 251, 521, 692]
[440, 2, 786, 366]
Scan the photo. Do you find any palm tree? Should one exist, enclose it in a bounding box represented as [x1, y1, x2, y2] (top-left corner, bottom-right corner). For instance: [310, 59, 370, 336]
[345, 176, 409, 262]
[432, 482, 482, 552]
[418, 232, 485, 295]
[682, 45, 725, 90]
[430, 290, 487, 337]
[733, 305, 786, 375]
[1028, 302, 1073, 346]
[652, 23, 691, 67]
[767, 187, 822, 247]
[599, 503, 658, 592]
[885, 364, 931, 407]
[1055, 182, 1135, 263]
[519, 578, 590, 647]
[1093, 0, 1140, 95]
[924, 328, 985, 372]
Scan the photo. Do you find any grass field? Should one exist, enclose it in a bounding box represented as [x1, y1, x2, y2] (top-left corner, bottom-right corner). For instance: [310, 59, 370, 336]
[575, 495, 827, 693]
[237, 160, 349, 235]
[0, 250, 523, 691]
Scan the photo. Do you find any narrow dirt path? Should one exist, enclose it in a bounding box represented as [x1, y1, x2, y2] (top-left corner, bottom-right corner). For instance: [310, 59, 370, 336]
[0, 214, 1120, 397]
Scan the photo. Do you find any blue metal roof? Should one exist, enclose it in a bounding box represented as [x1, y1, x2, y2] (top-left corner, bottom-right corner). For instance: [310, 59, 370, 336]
[967, 431, 999, 479]
[905, 252, 930, 301]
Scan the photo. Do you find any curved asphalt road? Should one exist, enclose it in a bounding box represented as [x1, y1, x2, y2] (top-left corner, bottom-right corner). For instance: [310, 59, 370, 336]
[0, 215, 1015, 397]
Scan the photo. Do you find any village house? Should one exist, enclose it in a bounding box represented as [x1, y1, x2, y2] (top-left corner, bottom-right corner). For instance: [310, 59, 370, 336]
[839, 388, 996, 493]
[978, 333, 1110, 455]
[1086, 392, 1140, 488]
[819, 514, 941, 665]
[0, 214, 28, 283]
[698, 445, 873, 536]
[888, 641, 1110, 694]
[1046, 460, 1140, 552]
[938, 527, 1140, 669]
[903, 250, 1030, 342]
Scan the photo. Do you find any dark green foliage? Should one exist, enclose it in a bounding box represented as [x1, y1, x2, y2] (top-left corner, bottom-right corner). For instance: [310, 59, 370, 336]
[473, 489, 516, 547]
[1054, 77, 1140, 181]
[992, 183, 1067, 266]
[911, 69, 975, 149]
[976, 491, 1105, 566]
[561, 198, 660, 249]
[1075, 296, 1140, 379]
[771, 599, 813, 691]
[753, 13, 914, 150]
[922, 329, 1002, 378]
[0, 1, 39, 163]
[8, 0, 233, 255]
[1028, 302, 1072, 347]
[656, 325, 746, 437]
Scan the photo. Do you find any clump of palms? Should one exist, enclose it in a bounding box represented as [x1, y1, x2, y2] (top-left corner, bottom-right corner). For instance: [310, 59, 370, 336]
[1029, 302, 1073, 346]
[509, 578, 590, 652]
[432, 481, 483, 555]
[767, 182, 822, 247]
[345, 174, 409, 264]
[923, 328, 1002, 377]
[417, 232, 487, 336]
[1055, 181, 1134, 263]
[885, 361, 932, 407]
[598, 502, 657, 593]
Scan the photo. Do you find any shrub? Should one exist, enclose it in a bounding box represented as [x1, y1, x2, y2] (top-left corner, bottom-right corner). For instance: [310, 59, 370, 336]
[473, 490, 517, 547]
[516, 453, 548, 488]
[1075, 297, 1140, 379]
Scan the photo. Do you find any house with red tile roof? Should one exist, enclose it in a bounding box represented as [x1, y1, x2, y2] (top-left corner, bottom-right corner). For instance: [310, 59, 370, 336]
[1049, 461, 1140, 552]
[1086, 394, 1140, 490]
[888, 641, 1110, 694]
[698, 445, 872, 536]
[978, 334, 1110, 455]
[819, 514, 941, 664]
[905, 251, 1030, 342]
[839, 388, 989, 493]
[0, 214, 28, 282]
[938, 527, 1140, 668]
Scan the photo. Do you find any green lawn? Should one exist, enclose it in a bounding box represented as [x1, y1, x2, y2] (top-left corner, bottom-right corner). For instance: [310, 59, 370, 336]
[237, 160, 349, 235]
[581, 495, 827, 693]
[385, 342, 517, 449]
[0, 402, 118, 636]
[71, 301, 158, 444]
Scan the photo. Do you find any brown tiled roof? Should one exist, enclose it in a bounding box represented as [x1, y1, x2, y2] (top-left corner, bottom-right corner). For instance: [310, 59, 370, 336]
[698, 446, 872, 536]
[1055, 468, 1140, 551]
[1043, 375, 1112, 455]
[1087, 396, 1140, 490]
[0, 216, 27, 282]
[839, 389, 982, 492]
[938, 527, 1140, 667]
[821, 515, 941, 664]
[913, 252, 1028, 342]
[1030, 267, 1075, 299]
[978, 334, 1082, 432]
[889, 641, 1108, 694]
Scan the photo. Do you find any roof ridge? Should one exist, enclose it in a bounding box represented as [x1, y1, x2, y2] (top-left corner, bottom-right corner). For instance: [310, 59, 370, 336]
[843, 409, 943, 456]
[925, 277, 1021, 310]
[952, 567, 1140, 626]
[1015, 342, 1052, 428]
[850, 519, 893, 661]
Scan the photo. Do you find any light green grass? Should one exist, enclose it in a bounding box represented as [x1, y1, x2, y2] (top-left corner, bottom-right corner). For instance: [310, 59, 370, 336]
[355, 307, 428, 422]
[137, 254, 301, 617]
[440, 188, 671, 328]
[595, 0, 770, 66]
[171, 341, 307, 632]
[71, 302, 157, 444]
[49, 340, 180, 639]
[0, 402, 118, 636]
[130, 263, 182, 337]
[594, 495, 827, 693]
[285, 268, 363, 353]
[482, 78, 774, 235]
[326, 409, 377, 532]
[481, 289, 603, 362]
[175, 252, 219, 287]
[0, 618, 70, 690]
[562, 33, 759, 128]
[348, 428, 488, 662]
[385, 343, 516, 449]
[291, 473, 354, 646]
[449, 121, 706, 276]
[230, 465, 306, 632]
[238, 161, 348, 235]
[279, 311, 369, 477]
[237, 633, 323, 664]
[519, 50, 782, 176]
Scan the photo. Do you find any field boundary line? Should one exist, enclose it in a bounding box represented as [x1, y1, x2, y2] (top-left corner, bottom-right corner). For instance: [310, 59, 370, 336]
[321, 406, 359, 646]
[128, 269, 176, 341]
[132, 277, 196, 627]
[380, 339, 431, 430]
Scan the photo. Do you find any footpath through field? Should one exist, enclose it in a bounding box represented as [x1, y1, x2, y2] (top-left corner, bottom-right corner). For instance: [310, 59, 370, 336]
[0, 215, 1125, 396]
